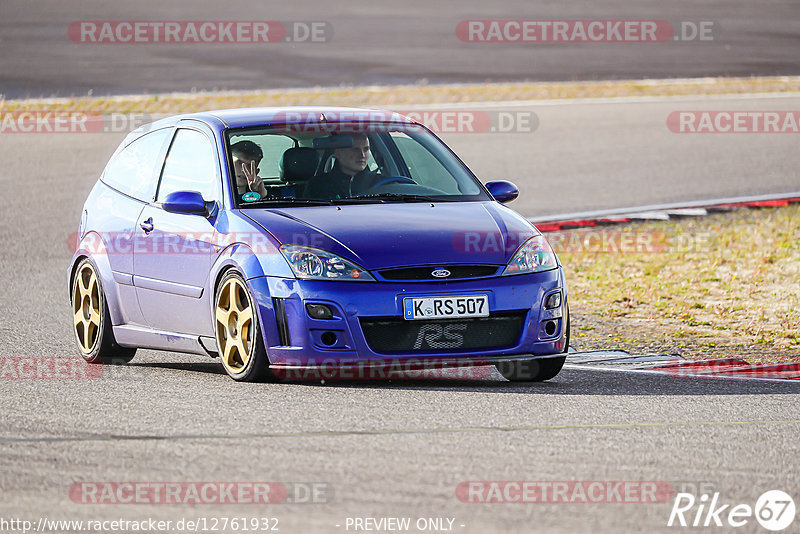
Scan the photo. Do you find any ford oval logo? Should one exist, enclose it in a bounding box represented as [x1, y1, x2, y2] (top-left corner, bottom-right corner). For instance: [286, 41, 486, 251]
[431, 269, 451, 278]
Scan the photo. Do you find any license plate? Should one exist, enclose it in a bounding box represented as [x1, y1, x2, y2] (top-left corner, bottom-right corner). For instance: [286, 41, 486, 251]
[403, 295, 489, 320]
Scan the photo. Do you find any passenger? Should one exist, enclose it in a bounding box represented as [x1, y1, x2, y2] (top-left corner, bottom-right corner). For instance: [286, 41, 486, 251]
[306, 133, 380, 199]
[231, 140, 268, 199]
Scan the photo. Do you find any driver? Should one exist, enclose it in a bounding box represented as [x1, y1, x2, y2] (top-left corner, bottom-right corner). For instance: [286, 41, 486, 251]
[306, 133, 380, 199]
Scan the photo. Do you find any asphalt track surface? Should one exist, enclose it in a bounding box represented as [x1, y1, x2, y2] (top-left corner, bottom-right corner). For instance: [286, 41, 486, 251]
[2, 0, 800, 98]
[1, 94, 799, 532]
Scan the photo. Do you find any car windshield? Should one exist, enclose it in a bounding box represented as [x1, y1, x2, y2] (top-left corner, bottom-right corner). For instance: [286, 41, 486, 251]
[225, 122, 490, 206]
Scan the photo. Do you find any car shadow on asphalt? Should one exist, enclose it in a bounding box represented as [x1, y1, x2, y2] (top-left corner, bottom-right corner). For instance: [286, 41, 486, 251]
[129, 361, 227, 375]
[278, 368, 800, 395]
[128, 360, 800, 395]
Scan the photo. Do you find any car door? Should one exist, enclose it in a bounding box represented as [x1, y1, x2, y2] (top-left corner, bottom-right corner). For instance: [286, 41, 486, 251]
[133, 124, 223, 336]
[95, 127, 173, 326]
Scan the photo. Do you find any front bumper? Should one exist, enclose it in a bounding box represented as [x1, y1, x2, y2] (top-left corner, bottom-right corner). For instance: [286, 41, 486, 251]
[248, 267, 567, 367]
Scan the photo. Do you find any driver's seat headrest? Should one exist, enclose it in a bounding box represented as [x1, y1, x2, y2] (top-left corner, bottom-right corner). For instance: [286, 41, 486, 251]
[282, 147, 319, 182]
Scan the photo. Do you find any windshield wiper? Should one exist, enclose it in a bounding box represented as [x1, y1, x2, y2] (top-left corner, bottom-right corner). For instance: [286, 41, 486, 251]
[337, 193, 451, 203]
[240, 198, 333, 207]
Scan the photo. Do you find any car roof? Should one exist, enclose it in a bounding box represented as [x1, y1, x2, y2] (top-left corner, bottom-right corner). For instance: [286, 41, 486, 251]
[135, 106, 417, 134]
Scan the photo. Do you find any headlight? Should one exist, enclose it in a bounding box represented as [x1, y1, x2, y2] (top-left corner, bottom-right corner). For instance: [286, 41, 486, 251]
[280, 245, 375, 281]
[502, 235, 557, 276]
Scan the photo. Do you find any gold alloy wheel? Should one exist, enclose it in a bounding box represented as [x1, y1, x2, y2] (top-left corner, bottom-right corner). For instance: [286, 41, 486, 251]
[215, 277, 255, 374]
[73, 263, 102, 354]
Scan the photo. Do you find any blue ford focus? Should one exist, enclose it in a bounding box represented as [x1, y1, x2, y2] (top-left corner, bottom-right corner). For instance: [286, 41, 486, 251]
[69, 107, 569, 382]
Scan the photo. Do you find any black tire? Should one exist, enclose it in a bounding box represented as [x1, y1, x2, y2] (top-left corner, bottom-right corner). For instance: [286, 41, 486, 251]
[214, 270, 274, 382]
[496, 307, 569, 382]
[71, 258, 136, 364]
[496, 356, 566, 382]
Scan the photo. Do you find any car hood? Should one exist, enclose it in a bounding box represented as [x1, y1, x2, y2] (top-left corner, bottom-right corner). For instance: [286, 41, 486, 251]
[241, 201, 539, 270]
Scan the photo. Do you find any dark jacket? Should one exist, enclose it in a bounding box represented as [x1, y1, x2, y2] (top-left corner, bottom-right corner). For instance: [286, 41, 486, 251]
[305, 162, 380, 200]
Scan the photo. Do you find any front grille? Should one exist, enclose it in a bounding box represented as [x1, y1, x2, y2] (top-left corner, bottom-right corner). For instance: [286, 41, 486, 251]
[359, 312, 526, 353]
[378, 265, 500, 281]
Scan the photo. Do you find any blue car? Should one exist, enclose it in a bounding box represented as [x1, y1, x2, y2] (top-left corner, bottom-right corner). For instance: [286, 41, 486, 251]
[69, 107, 569, 382]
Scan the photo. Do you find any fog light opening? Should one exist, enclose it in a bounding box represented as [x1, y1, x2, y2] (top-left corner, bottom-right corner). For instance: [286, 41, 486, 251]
[306, 303, 334, 320]
[544, 320, 557, 337]
[320, 332, 338, 346]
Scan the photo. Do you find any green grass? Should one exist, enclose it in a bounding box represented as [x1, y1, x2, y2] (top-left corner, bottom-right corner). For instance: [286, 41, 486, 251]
[556, 205, 800, 364]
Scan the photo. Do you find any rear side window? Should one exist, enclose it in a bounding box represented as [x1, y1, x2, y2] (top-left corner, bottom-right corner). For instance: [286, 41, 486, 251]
[157, 128, 219, 202]
[102, 128, 171, 202]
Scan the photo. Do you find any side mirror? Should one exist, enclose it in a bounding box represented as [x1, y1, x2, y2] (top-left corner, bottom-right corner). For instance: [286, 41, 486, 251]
[162, 191, 208, 216]
[486, 181, 519, 204]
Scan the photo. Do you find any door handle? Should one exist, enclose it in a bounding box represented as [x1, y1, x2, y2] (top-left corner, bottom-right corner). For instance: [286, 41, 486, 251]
[140, 217, 154, 233]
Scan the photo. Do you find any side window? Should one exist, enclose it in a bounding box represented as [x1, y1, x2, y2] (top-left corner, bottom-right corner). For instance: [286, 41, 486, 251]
[157, 129, 219, 202]
[229, 134, 295, 179]
[102, 128, 171, 202]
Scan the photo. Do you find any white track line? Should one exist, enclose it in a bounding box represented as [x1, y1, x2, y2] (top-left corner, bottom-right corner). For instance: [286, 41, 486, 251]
[528, 191, 800, 223]
[562, 363, 799, 384]
[397, 92, 800, 110]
